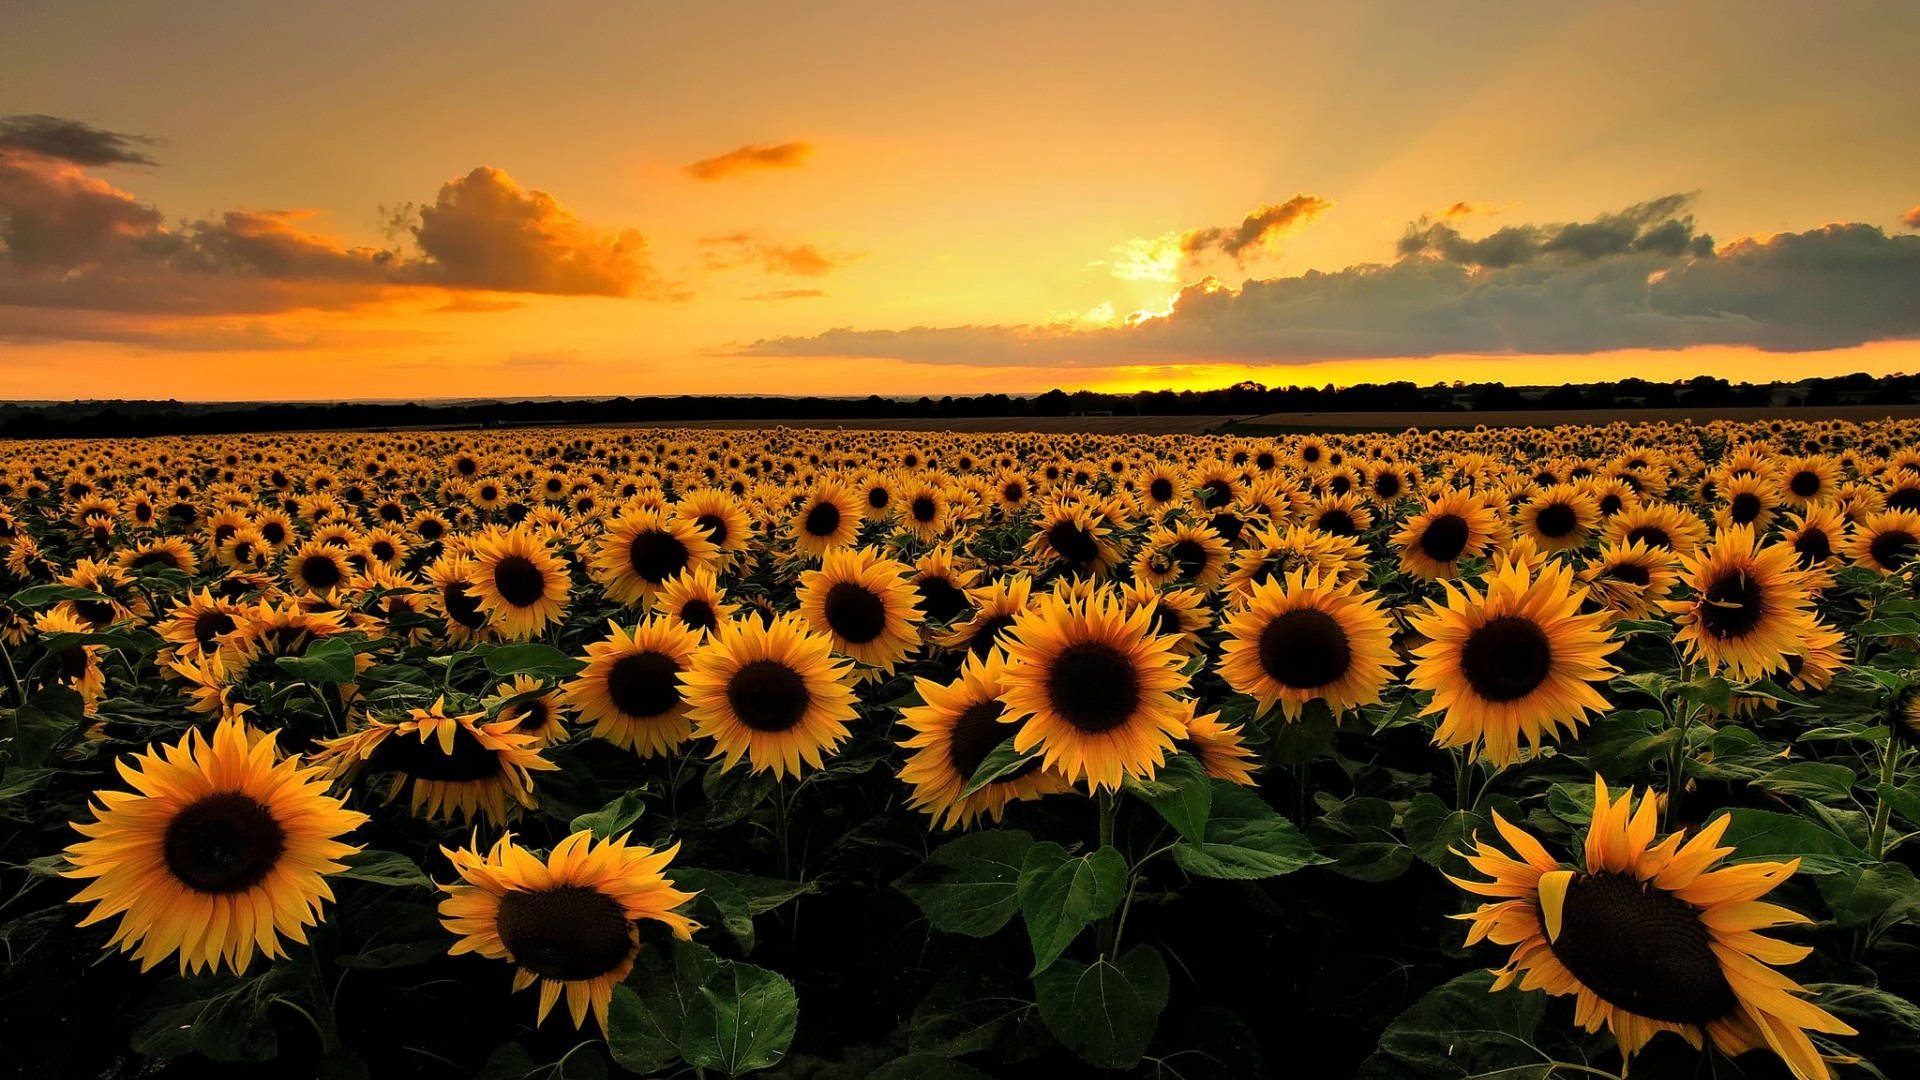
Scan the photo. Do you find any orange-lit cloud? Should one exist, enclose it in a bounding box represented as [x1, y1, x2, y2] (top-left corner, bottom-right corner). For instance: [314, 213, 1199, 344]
[1442, 201, 1490, 219]
[403, 166, 664, 296]
[699, 232, 848, 277]
[1903, 204, 1920, 230]
[681, 141, 813, 181]
[1179, 194, 1333, 261]
[744, 289, 827, 301]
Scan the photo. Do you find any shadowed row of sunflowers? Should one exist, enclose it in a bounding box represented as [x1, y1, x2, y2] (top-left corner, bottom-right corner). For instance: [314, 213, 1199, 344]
[2, 419, 1918, 1079]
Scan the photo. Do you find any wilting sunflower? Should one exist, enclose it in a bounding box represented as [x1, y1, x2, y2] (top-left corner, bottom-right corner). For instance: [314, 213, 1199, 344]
[484, 675, 570, 746]
[1518, 485, 1599, 553]
[790, 480, 862, 559]
[1393, 489, 1504, 580]
[1172, 699, 1258, 786]
[466, 527, 571, 640]
[64, 719, 365, 974]
[997, 591, 1191, 791]
[589, 509, 718, 609]
[439, 830, 698, 1030]
[1452, 777, 1854, 1080]
[650, 566, 737, 635]
[1842, 510, 1920, 574]
[898, 649, 1071, 829]
[1409, 557, 1619, 767]
[563, 618, 702, 756]
[797, 546, 924, 673]
[681, 614, 859, 779]
[1218, 569, 1396, 720]
[1667, 526, 1820, 682]
[312, 698, 557, 824]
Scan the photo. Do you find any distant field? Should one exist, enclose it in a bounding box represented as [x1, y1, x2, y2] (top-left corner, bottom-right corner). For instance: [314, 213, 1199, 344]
[612, 414, 1247, 434]
[1227, 401, 1920, 433]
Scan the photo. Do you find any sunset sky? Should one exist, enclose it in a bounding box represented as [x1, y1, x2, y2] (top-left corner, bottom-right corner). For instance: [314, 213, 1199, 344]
[4, 1, 1919, 401]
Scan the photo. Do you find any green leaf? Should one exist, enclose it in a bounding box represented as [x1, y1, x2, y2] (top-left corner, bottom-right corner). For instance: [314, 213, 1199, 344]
[1881, 781, 1920, 826]
[870, 1055, 996, 1080]
[1855, 617, 1920, 638]
[908, 959, 1048, 1059]
[570, 789, 647, 839]
[1016, 842, 1126, 975]
[608, 936, 722, 1074]
[1356, 969, 1548, 1080]
[1402, 792, 1484, 874]
[1752, 761, 1858, 803]
[1265, 698, 1339, 764]
[273, 637, 358, 683]
[1818, 862, 1920, 929]
[672, 868, 757, 953]
[335, 849, 432, 889]
[1712, 808, 1867, 875]
[1310, 796, 1414, 882]
[1173, 782, 1327, 880]
[1804, 984, 1920, 1068]
[1123, 752, 1212, 842]
[1545, 782, 1596, 826]
[680, 961, 799, 1076]
[7, 584, 110, 608]
[895, 829, 1034, 937]
[607, 983, 680, 1076]
[701, 767, 775, 827]
[475, 1042, 537, 1080]
[1033, 943, 1169, 1071]
[1675, 675, 1733, 715]
[481, 642, 585, 679]
[962, 734, 1044, 796]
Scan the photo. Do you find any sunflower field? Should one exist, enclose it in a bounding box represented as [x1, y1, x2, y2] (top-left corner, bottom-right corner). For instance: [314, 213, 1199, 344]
[4, 420, 1920, 1080]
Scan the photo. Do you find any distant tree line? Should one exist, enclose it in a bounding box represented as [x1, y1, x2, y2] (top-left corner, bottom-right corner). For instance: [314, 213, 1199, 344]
[0, 372, 1909, 439]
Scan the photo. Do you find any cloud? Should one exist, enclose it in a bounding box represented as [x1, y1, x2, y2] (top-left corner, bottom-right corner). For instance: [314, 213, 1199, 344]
[699, 232, 848, 277]
[1441, 201, 1488, 219]
[739, 199, 1920, 366]
[682, 142, 813, 181]
[0, 115, 158, 167]
[1178, 194, 1333, 261]
[1, 126, 670, 323]
[1903, 204, 1920, 230]
[743, 288, 826, 301]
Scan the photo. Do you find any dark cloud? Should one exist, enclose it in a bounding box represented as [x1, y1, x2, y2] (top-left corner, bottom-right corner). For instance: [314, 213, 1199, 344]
[740, 204, 1920, 366]
[682, 142, 813, 181]
[700, 232, 847, 277]
[1398, 193, 1712, 268]
[0, 115, 157, 167]
[1179, 194, 1331, 261]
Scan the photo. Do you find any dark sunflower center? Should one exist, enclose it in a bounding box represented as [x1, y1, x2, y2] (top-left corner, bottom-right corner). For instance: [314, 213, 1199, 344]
[1003, 483, 1024, 502]
[1170, 539, 1209, 578]
[131, 549, 182, 570]
[1793, 528, 1832, 566]
[1317, 510, 1358, 537]
[162, 792, 287, 895]
[262, 521, 288, 545]
[1209, 513, 1244, 544]
[1302, 446, 1320, 463]
[679, 599, 718, 632]
[823, 582, 888, 644]
[726, 659, 812, 732]
[1459, 615, 1554, 702]
[57, 646, 90, 681]
[1625, 525, 1671, 550]
[627, 530, 689, 584]
[1598, 494, 1623, 516]
[867, 487, 890, 510]
[945, 700, 1040, 783]
[1699, 570, 1764, 639]
[75, 598, 117, 627]
[496, 885, 634, 982]
[193, 610, 237, 648]
[1788, 471, 1821, 497]
[1890, 488, 1920, 512]
[1870, 529, 1917, 570]
[1547, 871, 1737, 1025]
[1046, 521, 1099, 564]
[915, 576, 969, 624]
[803, 501, 842, 537]
[1148, 478, 1175, 502]
[911, 497, 938, 524]
[511, 698, 550, 733]
[368, 722, 505, 782]
[1044, 642, 1141, 733]
[967, 614, 1018, 658]
[492, 555, 548, 607]
[1256, 608, 1351, 689]
[605, 650, 683, 718]
[1201, 482, 1232, 510]
[444, 582, 486, 629]
[1150, 604, 1183, 637]
[1729, 492, 1763, 524]
[1419, 514, 1472, 563]
[1374, 472, 1402, 498]
[1606, 563, 1652, 586]
[1535, 503, 1578, 539]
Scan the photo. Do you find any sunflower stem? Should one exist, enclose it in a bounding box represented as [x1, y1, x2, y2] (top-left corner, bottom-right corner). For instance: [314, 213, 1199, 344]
[1663, 703, 1695, 832]
[1869, 738, 1902, 862]
[306, 950, 342, 1056]
[773, 777, 791, 879]
[1096, 789, 1118, 957]
[0, 639, 24, 710]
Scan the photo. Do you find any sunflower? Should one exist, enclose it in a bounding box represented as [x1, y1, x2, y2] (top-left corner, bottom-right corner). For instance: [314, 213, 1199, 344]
[484, 675, 570, 746]
[998, 591, 1190, 791]
[938, 574, 1036, 659]
[1575, 540, 1679, 621]
[909, 544, 982, 626]
[64, 719, 365, 974]
[155, 588, 250, 666]
[1025, 499, 1122, 579]
[1137, 464, 1190, 516]
[118, 536, 199, 578]
[589, 509, 718, 608]
[1130, 522, 1231, 589]
[426, 553, 495, 643]
[563, 618, 703, 756]
[1119, 580, 1210, 656]
[1394, 490, 1504, 580]
[790, 480, 862, 560]
[1452, 777, 1854, 1080]
[1518, 485, 1599, 553]
[1218, 569, 1396, 720]
[312, 698, 557, 824]
[681, 614, 859, 779]
[650, 566, 737, 636]
[992, 468, 1033, 513]
[895, 478, 953, 544]
[1605, 502, 1708, 556]
[796, 546, 924, 673]
[466, 526, 571, 640]
[1305, 492, 1373, 538]
[439, 830, 698, 1030]
[1667, 526, 1820, 682]
[1409, 557, 1619, 767]
[898, 650, 1071, 829]
[34, 608, 108, 713]
[1777, 454, 1839, 509]
[1173, 699, 1258, 786]
[1780, 505, 1849, 586]
[1714, 473, 1783, 534]
[1841, 510, 1920, 574]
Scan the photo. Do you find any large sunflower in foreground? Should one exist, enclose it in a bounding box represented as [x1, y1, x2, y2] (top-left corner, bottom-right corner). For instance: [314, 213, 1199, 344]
[440, 830, 698, 1030]
[1667, 526, 1820, 682]
[563, 618, 703, 756]
[312, 698, 556, 824]
[64, 719, 365, 974]
[797, 546, 924, 673]
[1409, 557, 1619, 767]
[1452, 777, 1853, 1080]
[998, 592, 1190, 792]
[681, 614, 859, 779]
[465, 527, 571, 640]
[1218, 569, 1395, 720]
[898, 649, 1070, 829]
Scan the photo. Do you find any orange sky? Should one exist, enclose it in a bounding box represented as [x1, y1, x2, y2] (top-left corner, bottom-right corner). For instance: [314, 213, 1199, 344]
[4, 2, 1918, 401]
